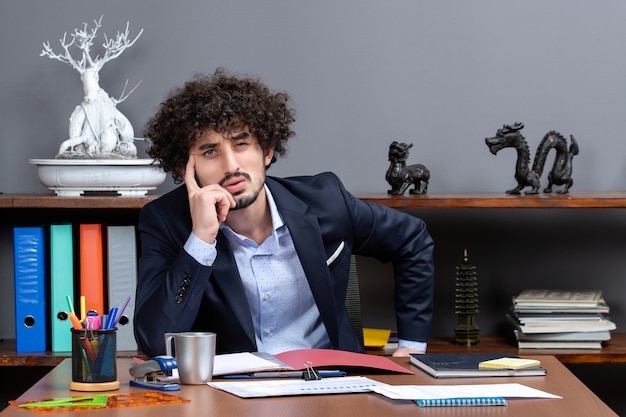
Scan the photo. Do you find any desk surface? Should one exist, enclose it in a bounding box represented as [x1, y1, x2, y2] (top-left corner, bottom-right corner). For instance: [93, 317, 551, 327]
[2, 355, 617, 417]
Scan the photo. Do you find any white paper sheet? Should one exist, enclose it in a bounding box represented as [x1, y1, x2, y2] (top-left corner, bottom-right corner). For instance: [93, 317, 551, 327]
[208, 376, 384, 398]
[370, 382, 562, 400]
[213, 352, 286, 376]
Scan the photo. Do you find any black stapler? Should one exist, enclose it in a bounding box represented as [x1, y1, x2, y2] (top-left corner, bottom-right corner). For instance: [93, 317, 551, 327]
[129, 355, 180, 391]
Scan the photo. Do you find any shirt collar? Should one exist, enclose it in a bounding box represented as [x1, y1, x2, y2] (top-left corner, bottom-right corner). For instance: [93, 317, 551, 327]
[265, 185, 285, 232]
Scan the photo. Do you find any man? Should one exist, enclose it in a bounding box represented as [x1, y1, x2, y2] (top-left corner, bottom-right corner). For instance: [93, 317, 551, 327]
[134, 69, 434, 358]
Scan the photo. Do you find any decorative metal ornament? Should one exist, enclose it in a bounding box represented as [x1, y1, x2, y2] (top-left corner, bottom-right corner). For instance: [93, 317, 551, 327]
[485, 122, 579, 195]
[454, 249, 480, 346]
[385, 141, 430, 195]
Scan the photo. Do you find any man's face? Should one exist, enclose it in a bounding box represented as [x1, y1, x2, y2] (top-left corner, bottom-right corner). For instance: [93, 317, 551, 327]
[189, 128, 274, 210]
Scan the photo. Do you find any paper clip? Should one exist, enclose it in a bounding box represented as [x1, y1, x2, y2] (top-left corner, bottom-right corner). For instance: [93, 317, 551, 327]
[303, 361, 321, 381]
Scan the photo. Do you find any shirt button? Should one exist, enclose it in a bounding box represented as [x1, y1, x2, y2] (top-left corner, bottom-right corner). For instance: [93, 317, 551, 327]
[263, 293, 270, 300]
[264, 327, 272, 334]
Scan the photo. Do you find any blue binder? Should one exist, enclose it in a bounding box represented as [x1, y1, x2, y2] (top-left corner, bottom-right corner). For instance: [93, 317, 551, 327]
[50, 224, 74, 352]
[13, 226, 48, 352]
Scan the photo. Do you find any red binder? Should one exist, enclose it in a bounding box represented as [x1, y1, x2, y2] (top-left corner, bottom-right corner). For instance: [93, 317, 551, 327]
[80, 224, 105, 315]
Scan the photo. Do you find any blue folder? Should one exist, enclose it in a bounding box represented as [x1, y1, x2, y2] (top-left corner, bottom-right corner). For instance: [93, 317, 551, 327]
[13, 226, 48, 352]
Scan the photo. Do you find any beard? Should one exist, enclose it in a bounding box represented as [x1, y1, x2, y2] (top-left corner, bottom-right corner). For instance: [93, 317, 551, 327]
[231, 189, 261, 210]
[219, 171, 261, 210]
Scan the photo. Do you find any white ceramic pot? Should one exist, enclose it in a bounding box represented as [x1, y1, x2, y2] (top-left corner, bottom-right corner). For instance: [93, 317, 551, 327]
[29, 158, 166, 197]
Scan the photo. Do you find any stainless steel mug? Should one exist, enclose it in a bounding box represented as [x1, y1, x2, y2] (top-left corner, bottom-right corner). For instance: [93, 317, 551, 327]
[164, 331, 216, 384]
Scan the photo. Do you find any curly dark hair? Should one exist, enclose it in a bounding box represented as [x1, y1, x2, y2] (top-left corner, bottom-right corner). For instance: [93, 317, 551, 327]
[144, 68, 296, 183]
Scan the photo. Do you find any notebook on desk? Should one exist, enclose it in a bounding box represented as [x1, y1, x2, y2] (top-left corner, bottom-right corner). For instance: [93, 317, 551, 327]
[409, 353, 546, 378]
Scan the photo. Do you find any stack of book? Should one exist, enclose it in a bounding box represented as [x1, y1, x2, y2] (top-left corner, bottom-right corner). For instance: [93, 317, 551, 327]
[506, 289, 615, 349]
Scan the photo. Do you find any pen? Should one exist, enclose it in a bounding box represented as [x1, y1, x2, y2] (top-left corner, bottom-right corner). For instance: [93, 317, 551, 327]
[104, 307, 118, 329]
[223, 370, 347, 379]
[113, 296, 131, 327]
[100, 314, 108, 330]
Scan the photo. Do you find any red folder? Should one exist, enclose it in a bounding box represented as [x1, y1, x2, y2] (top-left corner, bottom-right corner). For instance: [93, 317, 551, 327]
[274, 348, 413, 374]
[80, 224, 105, 315]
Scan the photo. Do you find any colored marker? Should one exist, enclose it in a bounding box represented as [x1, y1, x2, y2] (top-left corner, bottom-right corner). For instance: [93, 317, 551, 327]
[68, 312, 83, 330]
[66, 295, 74, 314]
[104, 307, 118, 329]
[80, 296, 86, 321]
[114, 296, 131, 327]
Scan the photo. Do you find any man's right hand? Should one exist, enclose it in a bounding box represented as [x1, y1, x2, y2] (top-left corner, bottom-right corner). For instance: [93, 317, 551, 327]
[184, 155, 236, 244]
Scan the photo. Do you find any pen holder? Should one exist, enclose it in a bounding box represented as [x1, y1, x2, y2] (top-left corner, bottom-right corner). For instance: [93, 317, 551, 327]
[69, 328, 120, 391]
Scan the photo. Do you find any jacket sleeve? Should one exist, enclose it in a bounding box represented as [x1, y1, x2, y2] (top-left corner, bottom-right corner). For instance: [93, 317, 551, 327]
[339, 177, 435, 343]
[134, 198, 212, 357]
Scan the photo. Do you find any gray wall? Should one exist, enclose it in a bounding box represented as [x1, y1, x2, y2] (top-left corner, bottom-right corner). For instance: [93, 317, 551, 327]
[2, 2, 626, 339]
[3, 1, 626, 194]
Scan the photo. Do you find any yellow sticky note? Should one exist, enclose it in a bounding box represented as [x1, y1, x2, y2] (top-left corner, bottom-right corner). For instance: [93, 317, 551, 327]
[363, 328, 392, 348]
[478, 357, 541, 370]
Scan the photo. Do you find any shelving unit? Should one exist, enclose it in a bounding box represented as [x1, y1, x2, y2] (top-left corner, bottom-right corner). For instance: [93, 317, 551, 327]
[1, 192, 625, 366]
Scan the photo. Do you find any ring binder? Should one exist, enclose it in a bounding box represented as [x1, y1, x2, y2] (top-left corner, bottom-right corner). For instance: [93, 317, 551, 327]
[415, 397, 508, 407]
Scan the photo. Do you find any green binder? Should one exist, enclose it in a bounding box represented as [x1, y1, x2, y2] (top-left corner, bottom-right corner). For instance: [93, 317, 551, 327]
[50, 223, 74, 352]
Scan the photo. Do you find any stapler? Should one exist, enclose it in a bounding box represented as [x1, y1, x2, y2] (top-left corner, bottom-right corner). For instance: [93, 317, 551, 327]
[129, 355, 180, 391]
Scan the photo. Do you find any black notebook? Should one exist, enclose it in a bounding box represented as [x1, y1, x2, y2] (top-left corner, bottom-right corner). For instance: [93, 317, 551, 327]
[409, 353, 546, 378]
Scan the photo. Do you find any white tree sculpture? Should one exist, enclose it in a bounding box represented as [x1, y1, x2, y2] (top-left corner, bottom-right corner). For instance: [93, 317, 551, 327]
[41, 16, 143, 159]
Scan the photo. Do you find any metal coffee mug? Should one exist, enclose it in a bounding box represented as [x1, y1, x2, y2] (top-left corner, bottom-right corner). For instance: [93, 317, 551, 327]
[164, 331, 216, 384]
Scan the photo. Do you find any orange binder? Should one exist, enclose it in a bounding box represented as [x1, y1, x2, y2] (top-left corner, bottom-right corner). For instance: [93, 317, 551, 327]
[80, 224, 105, 315]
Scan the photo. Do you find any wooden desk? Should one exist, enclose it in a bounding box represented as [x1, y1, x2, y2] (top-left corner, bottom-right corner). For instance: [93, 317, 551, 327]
[1, 355, 617, 417]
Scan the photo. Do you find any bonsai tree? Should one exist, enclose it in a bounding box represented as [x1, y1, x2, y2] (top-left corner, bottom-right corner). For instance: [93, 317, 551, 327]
[41, 16, 143, 159]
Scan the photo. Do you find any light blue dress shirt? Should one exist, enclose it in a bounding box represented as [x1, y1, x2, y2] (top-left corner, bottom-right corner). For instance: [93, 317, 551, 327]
[184, 186, 426, 353]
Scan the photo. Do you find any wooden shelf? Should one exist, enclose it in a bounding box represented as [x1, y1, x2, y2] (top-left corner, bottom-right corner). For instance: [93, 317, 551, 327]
[0, 194, 158, 209]
[357, 192, 626, 209]
[0, 339, 145, 367]
[3, 192, 626, 210]
[365, 333, 626, 364]
[3, 334, 625, 366]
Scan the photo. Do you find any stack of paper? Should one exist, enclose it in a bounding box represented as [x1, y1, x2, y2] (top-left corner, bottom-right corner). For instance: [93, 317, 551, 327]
[507, 289, 615, 349]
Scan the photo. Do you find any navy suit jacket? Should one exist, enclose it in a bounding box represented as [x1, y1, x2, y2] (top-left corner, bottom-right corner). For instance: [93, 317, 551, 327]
[134, 172, 434, 357]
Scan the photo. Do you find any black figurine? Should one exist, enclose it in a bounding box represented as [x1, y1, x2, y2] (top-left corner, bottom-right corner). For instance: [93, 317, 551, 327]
[485, 122, 579, 195]
[385, 141, 430, 195]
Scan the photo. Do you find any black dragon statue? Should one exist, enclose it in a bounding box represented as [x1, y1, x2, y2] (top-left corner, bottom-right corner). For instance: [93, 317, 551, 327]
[385, 141, 430, 195]
[485, 122, 579, 195]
